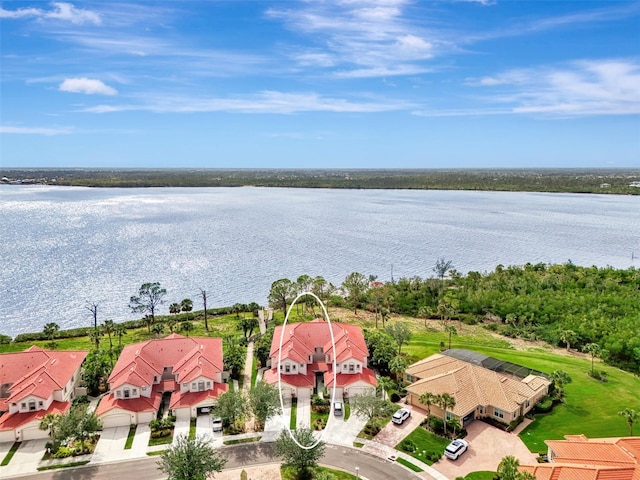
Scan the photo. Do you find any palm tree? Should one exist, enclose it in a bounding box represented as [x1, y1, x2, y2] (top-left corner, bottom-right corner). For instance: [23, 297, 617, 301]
[39, 413, 59, 447]
[181, 321, 193, 336]
[152, 323, 165, 337]
[496, 455, 520, 480]
[380, 308, 390, 328]
[550, 370, 572, 401]
[103, 319, 115, 351]
[376, 376, 395, 401]
[582, 343, 601, 375]
[169, 302, 181, 316]
[89, 327, 102, 349]
[618, 408, 640, 435]
[43, 322, 60, 348]
[418, 392, 437, 417]
[113, 323, 127, 347]
[389, 355, 408, 389]
[444, 325, 457, 350]
[438, 393, 456, 436]
[167, 317, 178, 333]
[180, 298, 193, 317]
[418, 306, 434, 328]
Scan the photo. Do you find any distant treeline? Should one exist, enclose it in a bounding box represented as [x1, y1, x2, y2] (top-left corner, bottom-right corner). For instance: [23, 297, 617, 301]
[2, 168, 640, 194]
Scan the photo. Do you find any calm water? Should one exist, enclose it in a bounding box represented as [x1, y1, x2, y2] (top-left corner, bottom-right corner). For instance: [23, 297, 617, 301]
[1, 185, 638, 337]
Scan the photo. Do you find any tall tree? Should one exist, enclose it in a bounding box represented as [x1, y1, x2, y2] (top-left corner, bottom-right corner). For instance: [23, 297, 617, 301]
[85, 301, 100, 332]
[89, 327, 102, 349]
[113, 323, 127, 347]
[157, 434, 226, 480]
[444, 325, 457, 350]
[438, 393, 456, 436]
[180, 298, 193, 317]
[39, 413, 60, 448]
[582, 343, 602, 375]
[43, 322, 60, 348]
[82, 350, 111, 395]
[169, 303, 181, 315]
[418, 392, 438, 417]
[212, 390, 246, 431]
[342, 272, 369, 315]
[129, 282, 167, 331]
[223, 336, 245, 379]
[550, 370, 572, 401]
[275, 428, 325, 480]
[248, 381, 281, 429]
[103, 319, 115, 351]
[268, 278, 294, 318]
[496, 455, 521, 480]
[376, 376, 395, 401]
[433, 258, 454, 281]
[618, 408, 640, 436]
[200, 289, 209, 331]
[389, 355, 408, 388]
[239, 317, 259, 340]
[385, 322, 412, 355]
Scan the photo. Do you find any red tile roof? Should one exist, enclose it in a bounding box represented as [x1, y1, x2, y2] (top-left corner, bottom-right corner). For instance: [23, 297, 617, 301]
[521, 435, 640, 480]
[324, 368, 377, 388]
[263, 369, 315, 388]
[169, 383, 228, 409]
[0, 347, 87, 410]
[96, 390, 162, 415]
[270, 319, 369, 364]
[108, 334, 223, 391]
[0, 400, 70, 432]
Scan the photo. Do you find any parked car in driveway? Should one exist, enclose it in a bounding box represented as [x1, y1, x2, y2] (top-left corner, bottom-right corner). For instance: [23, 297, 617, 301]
[333, 401, 343, 416]
[392, 408, 411, 425]
[212, 417, 223, 432]
[444, 439, 468, 460]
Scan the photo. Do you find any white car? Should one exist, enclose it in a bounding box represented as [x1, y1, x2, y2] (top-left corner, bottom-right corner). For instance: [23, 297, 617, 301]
[212, 417, 223, 432]
[392, 408, 411, 425]
[444, 439, 468, 460]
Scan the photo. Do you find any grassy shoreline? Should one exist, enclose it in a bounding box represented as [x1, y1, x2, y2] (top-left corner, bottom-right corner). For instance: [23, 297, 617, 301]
[2, 167, 639, 194]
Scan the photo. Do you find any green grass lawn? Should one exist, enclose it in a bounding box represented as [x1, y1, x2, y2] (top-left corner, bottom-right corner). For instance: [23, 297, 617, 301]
[396, 457, 424, 472]
[148, 429, 174, 447]
[310, 410, 329, 430]
[188, 418, 196, 440]
[290, 399, 297, 430]
[0, 442, 21, 466]
[395, 427, 450, 465]
[124, 425, 136, 450]
[465, 472, 496, 480]
[251, 356, 258, 389]
[281, 466, 358, 480]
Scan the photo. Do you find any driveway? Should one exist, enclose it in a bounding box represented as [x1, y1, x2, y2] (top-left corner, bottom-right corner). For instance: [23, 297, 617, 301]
[296, 396, 310, 429]
[92, 426, 130, 464]
[0, 439, 47, 478]
[432, 420, 537, 479]
[323, 409, 367, 447]
[373, 404, 426, 448]
[262, 398, 291, 442]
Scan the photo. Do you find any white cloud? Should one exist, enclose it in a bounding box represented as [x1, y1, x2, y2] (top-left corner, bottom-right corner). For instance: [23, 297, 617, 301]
[467, 58, 640, 116]
[0, 125, 72, 135]
[79, 90, 415, 115]
[59, 78, 117, 95]
[0, 2, 101, 25]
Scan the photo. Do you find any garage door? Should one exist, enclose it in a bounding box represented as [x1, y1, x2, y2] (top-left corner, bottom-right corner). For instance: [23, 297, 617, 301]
[297, 388, 311, 399]
[22, 425, 44, 440]
[101, 413, 132, 428]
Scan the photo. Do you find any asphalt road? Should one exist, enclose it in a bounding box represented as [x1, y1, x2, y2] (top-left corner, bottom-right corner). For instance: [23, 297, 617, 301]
[15, 443, 423, 480]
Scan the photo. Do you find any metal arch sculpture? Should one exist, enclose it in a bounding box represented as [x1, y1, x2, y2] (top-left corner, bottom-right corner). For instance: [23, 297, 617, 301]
[277, 291, 337, 450]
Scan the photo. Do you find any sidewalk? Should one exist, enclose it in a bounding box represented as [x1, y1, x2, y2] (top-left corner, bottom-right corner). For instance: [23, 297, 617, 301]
[361, 439, 449, 480]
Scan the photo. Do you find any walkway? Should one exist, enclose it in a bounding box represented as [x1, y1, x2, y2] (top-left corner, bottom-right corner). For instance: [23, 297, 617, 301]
[0, 439, 47, 479]
[243, 340, 255, 432]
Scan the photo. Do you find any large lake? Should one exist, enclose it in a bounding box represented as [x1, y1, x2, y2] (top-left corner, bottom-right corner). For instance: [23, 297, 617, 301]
[1, 186, 638, 337]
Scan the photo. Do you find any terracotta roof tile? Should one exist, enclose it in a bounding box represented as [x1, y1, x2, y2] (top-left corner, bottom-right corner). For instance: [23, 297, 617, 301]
[263, 369, 315, 388]
[0, 400, 70, 431]
[169, 383, 227, 409]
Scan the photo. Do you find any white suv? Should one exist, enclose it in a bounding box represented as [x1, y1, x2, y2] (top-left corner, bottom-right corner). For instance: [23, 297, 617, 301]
[392, 408, 411, 425]
[444, 439, 468, 460]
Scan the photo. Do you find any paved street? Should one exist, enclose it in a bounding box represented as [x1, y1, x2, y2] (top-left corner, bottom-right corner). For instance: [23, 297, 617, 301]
[12, 443, 423, 480]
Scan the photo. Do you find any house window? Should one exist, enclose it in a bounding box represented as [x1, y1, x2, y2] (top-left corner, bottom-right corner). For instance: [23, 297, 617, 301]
[446, 412, 454, 421]
[182, 383, 188, 388]
[349, 364, 355, 373]
[300, 363, 304, 368]
[39, 401, 44, 407]
[198, 382, 205, 391]
[207, 381, 211, 388]
[142, 386, 148, 391]
[116, 391, 122, 398]
[525, 399, 530, 408]
[29, 401, 36, 411]
[292, 365, 296, 371]
[285, 364, 291, 373]
[192, 383, 196, 389]
[124, 389, 130, 398]
[132, 388, 137, 395]
[21, 402, 26, 409]
[494, 408, 504, 419]
[479, 406, 484, 415]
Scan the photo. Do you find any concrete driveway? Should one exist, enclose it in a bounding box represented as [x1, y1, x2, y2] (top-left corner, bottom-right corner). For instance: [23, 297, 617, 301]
[373, 404, 426, 448]
[296, 396, 311, 429]
[92, 426, 130, 464]
[323, 410, 367, 446]
[432, 420, 537, 479]
[0, 439, 47, 478]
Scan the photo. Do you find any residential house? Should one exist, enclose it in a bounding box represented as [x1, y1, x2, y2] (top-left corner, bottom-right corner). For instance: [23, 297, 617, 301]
[0, 346, 87, 442]
[405, 352, 550, 426]
[96, 333, 227, 427]
[520, 434, 640, 479]
[263, 319, 376, 399]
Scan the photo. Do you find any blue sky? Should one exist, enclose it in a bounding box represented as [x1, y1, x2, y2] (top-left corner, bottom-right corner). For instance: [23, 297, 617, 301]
[1, 0, 639, 168]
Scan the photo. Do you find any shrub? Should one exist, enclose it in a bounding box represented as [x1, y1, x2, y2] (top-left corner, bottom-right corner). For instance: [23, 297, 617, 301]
[0, 334, 12, 344]
[390, 392, 402, 403]
[427, 451, 441, 462]
[363, 419, 382, 437]
[53, 446, 74, 458]
[400, 439, 417, 453]
[72, 395, 89, 407]
[535, 396, 554, 414]
[588, 370, 608, 382]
